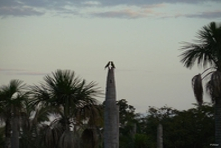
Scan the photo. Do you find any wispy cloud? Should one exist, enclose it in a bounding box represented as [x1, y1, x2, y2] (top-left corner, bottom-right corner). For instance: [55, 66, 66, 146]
[0, 68, 48, 76]
[0, 6, 44, 17]
[82, 1, 101, 6]
[91, 9, 153, 19]
[96, 0, 219, 6]
[161, 10, 221, 19]
[186, 10, 221, 19]
[0, 0, 220, 19]
[90, 4, 164, 19]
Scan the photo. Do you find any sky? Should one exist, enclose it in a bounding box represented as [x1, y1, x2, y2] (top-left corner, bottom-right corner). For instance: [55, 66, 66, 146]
[0, 0, 221, 113]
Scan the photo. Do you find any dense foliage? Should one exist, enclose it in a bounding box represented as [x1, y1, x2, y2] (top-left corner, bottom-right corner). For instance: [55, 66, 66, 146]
[142, 104, 214, 148]
[117, 99, 214, 148]
[179, 21, 221, 146]
[0, 70, 103, 148]
[0, 72, 215, 148]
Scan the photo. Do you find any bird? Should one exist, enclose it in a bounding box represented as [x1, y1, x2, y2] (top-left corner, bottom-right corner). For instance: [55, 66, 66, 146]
[105, 61, 111, 69]
[110, 61, 115, 68]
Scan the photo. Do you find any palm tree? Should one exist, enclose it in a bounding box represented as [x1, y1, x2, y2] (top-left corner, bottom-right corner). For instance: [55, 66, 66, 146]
[29, 69, 102, 148]
[19, 100, 52, 148]
[179, 22, 221, 146]
[0, 80, 26, 148]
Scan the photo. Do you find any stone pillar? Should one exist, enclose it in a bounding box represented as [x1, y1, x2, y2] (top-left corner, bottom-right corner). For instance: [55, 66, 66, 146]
[104, 61, 119, 148]
[157, 123, 163, 148]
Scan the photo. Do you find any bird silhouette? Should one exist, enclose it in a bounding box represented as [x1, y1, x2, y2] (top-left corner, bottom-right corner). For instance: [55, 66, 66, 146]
[104, 61, 115, 69]
[105, 61, 111, 69]
[110, 61, 115, 68]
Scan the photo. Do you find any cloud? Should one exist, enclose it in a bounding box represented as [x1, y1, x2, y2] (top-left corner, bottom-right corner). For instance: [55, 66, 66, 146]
[0, 68, 48, 76]
[0, 6, 44, 17]
[95, 0, 219, 6]
[0, 0, 21, 7]
[89, 4, 165, 19]
[82, 1, 101, 6]
[105, 0, 217, 5]
[141, 4, 165, 9]
[0, 68, 25, 72]
[91, 8, 154, 19]
[0, 0, 220, 18]
[161, 10, 221, 19]
[186, 10, 221, 19]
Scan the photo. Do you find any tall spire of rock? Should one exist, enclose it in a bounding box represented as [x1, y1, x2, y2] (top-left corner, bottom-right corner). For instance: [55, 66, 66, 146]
[104, 61, 119, 148]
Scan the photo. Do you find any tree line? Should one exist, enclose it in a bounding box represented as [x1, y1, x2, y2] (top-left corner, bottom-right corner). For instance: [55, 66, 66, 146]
[0, 72, 215, 148]
[117, 99, 214, 148]
[0, 70, 103, 148]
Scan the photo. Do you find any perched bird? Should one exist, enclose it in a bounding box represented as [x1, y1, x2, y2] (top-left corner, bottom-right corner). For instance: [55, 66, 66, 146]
[105, 61, 111, 69]
[104, 61, 115, 69]
[110, 61, 115, 68]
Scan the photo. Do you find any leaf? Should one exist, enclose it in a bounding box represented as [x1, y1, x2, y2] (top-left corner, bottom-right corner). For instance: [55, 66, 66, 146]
[192, 74, 203, 106]
[210, 71, 221, 98]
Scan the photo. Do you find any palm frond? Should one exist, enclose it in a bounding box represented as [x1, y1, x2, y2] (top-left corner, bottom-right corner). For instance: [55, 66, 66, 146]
[32, 106, 51, 125]
[179, 22, 221, 69]
[192, 74, 203, 106]
[0, 79, 27, 116]
[81, 128, 101, 148]
[59, 130, 77, 148]
[28, 84, 51, 108]
[75, 104, 103, 127]
[43, 120, 65, 148]
[0, 79, 26, 100]
[180, 42, 215, 69]
[207, 71, 221, 101]
[206, 80, 214, 102]
[180, 42, 215, 68]
[212, 71, 221, 97]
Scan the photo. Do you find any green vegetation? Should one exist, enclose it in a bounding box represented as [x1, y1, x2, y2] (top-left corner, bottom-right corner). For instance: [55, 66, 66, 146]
[0, 79, 216, 148]
[179, 22, 221, 146]
[0, 82, 215, 148]
[0, 70, 215, 148]
[0, 70, 103, 148]
[117, 100, 214, 148]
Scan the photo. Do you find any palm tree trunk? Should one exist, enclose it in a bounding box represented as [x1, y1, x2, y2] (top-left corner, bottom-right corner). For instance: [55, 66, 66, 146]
[11, 116, 19, 148]
[104, 66, 119, 148]
[5, 118, 11, 148]
[215, 98, 221, 147]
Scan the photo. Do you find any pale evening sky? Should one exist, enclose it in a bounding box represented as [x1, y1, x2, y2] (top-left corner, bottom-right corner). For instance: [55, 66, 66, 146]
[0, 0, 221, 113]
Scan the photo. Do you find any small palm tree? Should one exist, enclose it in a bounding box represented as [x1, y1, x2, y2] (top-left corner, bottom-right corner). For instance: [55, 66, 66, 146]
[0, 80, 26, 148]
[179, 22, 221, 145]
[29, 69, 102, 148]
[19, 101, 52, 148]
